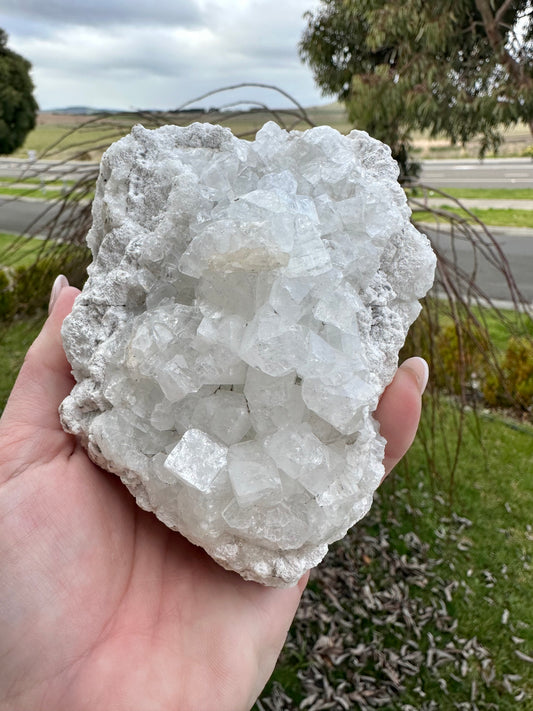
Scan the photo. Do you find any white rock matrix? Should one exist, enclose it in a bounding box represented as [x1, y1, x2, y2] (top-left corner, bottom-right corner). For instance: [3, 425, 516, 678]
[60, 122, 436, 586]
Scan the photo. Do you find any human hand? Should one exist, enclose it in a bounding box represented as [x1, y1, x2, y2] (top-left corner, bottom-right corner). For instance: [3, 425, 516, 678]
[0, 278, 427, 711]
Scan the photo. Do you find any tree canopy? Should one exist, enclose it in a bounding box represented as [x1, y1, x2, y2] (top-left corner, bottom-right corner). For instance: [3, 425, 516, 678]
[300, 0, 533, 178]
[0, 29, 38, 155]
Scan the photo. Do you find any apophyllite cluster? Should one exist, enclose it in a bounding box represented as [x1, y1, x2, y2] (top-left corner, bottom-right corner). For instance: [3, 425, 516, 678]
[60, 122, 436, 586]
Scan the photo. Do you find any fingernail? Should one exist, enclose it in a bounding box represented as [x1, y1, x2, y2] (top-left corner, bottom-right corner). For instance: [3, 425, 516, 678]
[400, 356, 429, 395]
[48, 274, 69, 315]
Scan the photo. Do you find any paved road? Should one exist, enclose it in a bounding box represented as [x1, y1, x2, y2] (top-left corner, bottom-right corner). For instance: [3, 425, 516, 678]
[0, 197, 65, 235]
[419, 158, 533, 189]
[424, 224, 533, 304]
[0, 197, 90, 242]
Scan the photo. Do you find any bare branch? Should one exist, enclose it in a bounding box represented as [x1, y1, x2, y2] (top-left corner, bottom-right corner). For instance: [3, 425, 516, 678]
[495, 0, 516, 24]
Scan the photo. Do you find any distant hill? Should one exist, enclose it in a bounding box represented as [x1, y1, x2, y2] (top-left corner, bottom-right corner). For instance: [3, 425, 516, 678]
[43, 106, 122, 115]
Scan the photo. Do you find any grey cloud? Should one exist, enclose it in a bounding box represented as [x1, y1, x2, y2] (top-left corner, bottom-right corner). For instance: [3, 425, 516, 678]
[75, 31, 189, 72]
[2, 0, 204, 29]
[213, 0, 310, 64]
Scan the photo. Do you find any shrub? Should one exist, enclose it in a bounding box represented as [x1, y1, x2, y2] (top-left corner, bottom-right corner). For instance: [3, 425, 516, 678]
[402, 304, 492, 399]
[0, 268, 15, 320]
[483, 336, 533, 412]
[0, 246, 89, 321]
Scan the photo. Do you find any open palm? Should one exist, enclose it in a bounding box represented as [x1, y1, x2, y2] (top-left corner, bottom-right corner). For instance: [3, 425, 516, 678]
[0, 284, 425, 711]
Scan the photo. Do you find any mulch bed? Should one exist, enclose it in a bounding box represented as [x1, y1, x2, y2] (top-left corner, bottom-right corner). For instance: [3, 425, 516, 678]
[256, 488, 528, 710]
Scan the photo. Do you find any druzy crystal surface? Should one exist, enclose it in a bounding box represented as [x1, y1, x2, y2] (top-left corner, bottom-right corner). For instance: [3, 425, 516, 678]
[60, 122, 436, 586]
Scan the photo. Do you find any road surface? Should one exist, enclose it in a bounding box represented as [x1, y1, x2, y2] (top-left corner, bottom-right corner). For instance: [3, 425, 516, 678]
[418, 158, 533, 189]
[423, 224, 533, 304]
[0, 197, 90, 243]
[1, 197, 531, 304]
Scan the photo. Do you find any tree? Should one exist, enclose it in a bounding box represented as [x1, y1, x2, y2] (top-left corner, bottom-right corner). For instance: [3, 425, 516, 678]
[300, 0, 533, 179]
[0, 29, 38, 155]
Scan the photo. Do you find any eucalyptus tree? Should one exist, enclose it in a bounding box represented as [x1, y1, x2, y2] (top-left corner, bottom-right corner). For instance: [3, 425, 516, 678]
[300, 0, 533, 179]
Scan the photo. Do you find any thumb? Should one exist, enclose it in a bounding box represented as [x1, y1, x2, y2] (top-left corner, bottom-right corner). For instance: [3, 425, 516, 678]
[0, 276, 80, 446]
[375, 356, 428, 476]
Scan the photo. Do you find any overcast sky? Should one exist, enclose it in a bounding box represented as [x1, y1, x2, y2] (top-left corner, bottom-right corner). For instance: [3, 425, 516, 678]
[2, 0, 328, 111]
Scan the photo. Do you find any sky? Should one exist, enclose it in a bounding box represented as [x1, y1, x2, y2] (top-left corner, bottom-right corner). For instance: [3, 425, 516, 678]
[1, 0, 328, 111]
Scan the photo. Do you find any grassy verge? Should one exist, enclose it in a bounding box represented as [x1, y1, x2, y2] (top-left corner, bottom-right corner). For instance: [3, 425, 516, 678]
[413, 207, 533, 228]
[409, 187, 533, 200]
[0, 187, 67, 200]
[0, 188, 93, 203]
[0, 176, 70, 187]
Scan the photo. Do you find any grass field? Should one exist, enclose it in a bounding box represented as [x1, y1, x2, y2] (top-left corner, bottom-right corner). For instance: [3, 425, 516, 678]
[409, 187, 533, 201]
[381, 406, 533, 707]
[0, 176, 68, 186]
[413, 207, 533, 228]
[0, 186, 67, 200]
[15, 116, 139, 160]
[12, 108, 532, 162]
[15, 109, 322, 160]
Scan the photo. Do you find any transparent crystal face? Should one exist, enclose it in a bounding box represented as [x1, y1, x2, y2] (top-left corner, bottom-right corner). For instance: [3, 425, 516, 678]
[60, 122, 436, 586]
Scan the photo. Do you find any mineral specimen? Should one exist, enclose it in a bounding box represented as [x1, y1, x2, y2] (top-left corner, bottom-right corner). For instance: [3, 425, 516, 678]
[60, 121, 436, 587]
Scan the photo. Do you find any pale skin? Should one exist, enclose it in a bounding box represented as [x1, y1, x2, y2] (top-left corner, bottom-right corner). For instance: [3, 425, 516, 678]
[0, 280, 427, 711]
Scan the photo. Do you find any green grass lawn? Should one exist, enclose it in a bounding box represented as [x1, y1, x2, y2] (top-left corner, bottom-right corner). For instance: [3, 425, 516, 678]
[407, 405, 532, 695]
[0, 176, 69, 187]
[386, 406, 533, 706]
[0, 175, 92, 202]
[0, 186, 66, 200]
[409, 187, 533, 200]
[413, 206, 533, 228]
[257, 404, 533, 710]
[0, 186, 93, 202]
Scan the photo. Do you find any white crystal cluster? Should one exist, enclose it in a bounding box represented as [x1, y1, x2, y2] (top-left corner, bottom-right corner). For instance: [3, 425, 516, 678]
[60, 122, 435, 586]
